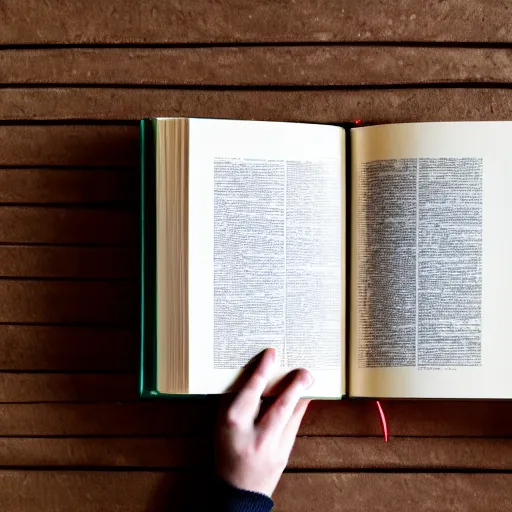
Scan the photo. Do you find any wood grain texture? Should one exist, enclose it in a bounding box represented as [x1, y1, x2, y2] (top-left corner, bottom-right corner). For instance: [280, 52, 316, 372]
[0, 168, 137, 204]
[0, 325, 137, 371]
[0, 207, 137, 244]
[290, 436, 512, 470]
[0, 437, 209, 468]
[2, 88, 511, 123]
[0, 0, 511, 44]
[0, 400, 511, 437]
[0, 246, 137, 279]
[304, 400, 512, 437]
[0, 402, 216, 436]
[2, 47, 512, 86]
[0, 125, 138, 166]
[0, 373, 137, 403]
[0, 280, 137, 324]
[0, 471, 510, 511]
[0, 436, 510, 470]
[274, 473, 512, 512]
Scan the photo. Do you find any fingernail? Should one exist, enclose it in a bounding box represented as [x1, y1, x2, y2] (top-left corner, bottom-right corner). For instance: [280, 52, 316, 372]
[303, 371, 314, 388]
[268, 348, 276, 363]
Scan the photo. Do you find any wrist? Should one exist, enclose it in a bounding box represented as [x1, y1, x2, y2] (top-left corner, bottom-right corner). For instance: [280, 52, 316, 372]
[216, 465, 280, 498]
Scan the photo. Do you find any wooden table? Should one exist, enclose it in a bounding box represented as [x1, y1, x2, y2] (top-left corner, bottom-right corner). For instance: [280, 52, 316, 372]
[1, 1, 512, 510]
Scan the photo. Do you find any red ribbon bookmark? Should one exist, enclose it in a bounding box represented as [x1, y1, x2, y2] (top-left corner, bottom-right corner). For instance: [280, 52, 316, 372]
[376, 401, 389, 442]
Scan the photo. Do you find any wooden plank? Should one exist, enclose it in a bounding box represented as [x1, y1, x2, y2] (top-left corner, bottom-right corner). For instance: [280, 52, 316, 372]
[1, 400, 512, 437]
[0, 331, 138, 373]
[0, 437, 208, 468]
[0, 280, 137, 324]
[274, 473, 512, 512]
[303, 400, 512, 437]
[290, 437, 512, 470]
[0, 0, 510, 44]
[0, 207, 137, 245]
[0, 436, 511, 470]
[0, 125, 138, 166]
[0, 325, 137, 371]
[1, 47, 512, 86]
[0, 471, 510, 511]
[0, 168, 137, 204]
[2, 88, 511, 123]
[0, 246, 137, 279]
[0, 373, 137, 403]
[0, 402, 216, 436]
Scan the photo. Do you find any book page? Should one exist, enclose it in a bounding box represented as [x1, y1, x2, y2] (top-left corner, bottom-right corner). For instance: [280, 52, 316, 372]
[187, 119, 345, 398]
[351, 122, 512, 398]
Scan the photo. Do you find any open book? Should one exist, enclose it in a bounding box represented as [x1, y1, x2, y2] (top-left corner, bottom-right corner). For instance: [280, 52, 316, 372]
[140, 118, 512, 399]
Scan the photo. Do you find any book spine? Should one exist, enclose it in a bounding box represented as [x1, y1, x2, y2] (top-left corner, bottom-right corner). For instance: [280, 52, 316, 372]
[140, 119, 158, 397]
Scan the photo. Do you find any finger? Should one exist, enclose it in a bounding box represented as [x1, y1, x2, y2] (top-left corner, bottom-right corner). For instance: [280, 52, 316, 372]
[227, 348, 276, 425]
[280, 399, 311, 454]
[257, 369, 313, 441]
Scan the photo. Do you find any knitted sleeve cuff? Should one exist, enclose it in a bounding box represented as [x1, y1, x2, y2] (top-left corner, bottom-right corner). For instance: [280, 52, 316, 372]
[212, 477, 274, 512]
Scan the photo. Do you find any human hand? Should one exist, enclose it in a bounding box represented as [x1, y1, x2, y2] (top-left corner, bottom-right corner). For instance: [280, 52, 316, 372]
[215, 348, 313, 497]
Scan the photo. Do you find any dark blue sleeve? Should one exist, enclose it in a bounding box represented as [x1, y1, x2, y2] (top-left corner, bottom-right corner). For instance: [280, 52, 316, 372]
[212, 478, 274, 512]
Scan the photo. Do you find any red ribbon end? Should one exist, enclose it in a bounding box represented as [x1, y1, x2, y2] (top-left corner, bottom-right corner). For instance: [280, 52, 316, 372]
[376, 400, 389, 442]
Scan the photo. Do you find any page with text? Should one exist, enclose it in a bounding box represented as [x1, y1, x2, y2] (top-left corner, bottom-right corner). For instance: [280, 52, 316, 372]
[188, 119, 345, 397]
[351, 122, 512, 398]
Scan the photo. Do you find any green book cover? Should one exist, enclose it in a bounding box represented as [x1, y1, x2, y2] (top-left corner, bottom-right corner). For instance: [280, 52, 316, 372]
[140, 119, 159, 397]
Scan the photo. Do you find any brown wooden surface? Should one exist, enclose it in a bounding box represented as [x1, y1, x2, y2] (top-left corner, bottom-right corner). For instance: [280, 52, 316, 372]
[1, 1, 512, 510]
[2, 436, 512, 470]
[1, 0, 511, 43]
[2, 47, 512, 86]
[0, 471, 512, 511]
[2, 89, 512, 123]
